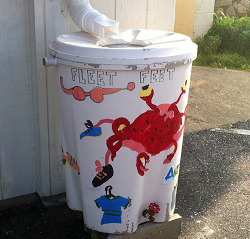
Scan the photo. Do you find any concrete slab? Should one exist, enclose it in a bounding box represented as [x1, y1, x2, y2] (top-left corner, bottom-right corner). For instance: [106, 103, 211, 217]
[107, 214, 182, 239]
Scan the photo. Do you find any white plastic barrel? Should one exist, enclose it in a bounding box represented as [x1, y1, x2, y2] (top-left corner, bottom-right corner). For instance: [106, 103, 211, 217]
[46, 29, 197, 234]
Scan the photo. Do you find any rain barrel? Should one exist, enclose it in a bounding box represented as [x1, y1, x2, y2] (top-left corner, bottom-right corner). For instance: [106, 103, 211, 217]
[45, 29, 197, 234]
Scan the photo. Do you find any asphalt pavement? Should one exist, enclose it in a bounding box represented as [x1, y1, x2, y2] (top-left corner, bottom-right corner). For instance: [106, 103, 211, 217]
[0, 66, 249, 239]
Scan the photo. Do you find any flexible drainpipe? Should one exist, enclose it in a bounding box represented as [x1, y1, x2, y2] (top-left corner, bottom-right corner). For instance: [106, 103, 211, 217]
[44, 0, 119, 67]
[66, 0, 119, 39]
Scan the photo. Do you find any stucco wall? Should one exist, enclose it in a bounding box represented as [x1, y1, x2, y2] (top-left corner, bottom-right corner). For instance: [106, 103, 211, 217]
[175, 0, 216, 39]
[174, 0, 196, 38]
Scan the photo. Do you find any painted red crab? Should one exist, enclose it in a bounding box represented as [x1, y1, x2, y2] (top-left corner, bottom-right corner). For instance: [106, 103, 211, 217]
[81, 80, 188, 186]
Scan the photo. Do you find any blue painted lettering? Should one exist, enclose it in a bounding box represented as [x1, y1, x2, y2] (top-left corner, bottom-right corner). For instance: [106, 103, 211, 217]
[164, 164, 180, 184]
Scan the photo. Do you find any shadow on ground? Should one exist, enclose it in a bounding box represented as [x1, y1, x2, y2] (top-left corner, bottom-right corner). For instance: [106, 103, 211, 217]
[176, 120, 250, 238]
[0, 200, 91, 239]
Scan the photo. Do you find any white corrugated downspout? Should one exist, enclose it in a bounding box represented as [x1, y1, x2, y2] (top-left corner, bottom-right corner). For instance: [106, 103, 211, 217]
[66, 0, 119, 38]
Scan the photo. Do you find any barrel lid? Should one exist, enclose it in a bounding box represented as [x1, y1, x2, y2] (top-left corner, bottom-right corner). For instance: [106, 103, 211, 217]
[49, 29, 197, 70]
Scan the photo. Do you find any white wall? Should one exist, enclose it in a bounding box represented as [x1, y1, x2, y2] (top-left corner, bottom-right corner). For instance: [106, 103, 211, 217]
[0, 0, 37, 200]
[0, 0, 176, 200]
[91, 0, 176, 31]
[0, 0, 78, 200]
[193, 0, 215, 39]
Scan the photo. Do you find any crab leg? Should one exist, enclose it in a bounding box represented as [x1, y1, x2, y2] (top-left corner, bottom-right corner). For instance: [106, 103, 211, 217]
[94, 119, 114, 127]
[105, 149, 112, 166]
[163, 140, 178, 164]
[172, 84, 187, 106]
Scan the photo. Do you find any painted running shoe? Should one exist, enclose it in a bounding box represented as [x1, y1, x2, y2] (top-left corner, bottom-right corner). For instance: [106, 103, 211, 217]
[92, 164, 114, 187]
[80, 120, 102, 139]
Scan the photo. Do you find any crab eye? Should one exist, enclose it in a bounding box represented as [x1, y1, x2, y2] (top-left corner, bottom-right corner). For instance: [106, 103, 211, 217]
[118, 124, 126, 131]
[139, 85, 153, 97]
[182, 79, 188, 91]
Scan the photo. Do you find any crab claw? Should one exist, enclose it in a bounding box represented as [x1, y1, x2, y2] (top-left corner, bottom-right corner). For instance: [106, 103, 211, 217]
[163, 144, 177, 164]
[136, 153, 150, 176]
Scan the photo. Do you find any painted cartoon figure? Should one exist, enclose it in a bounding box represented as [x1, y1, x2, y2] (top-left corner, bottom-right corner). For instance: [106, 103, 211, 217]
[81, 80, 188, 187]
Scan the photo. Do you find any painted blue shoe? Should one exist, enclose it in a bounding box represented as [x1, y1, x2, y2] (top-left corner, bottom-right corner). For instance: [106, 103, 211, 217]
[80, 120, 102, 139]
